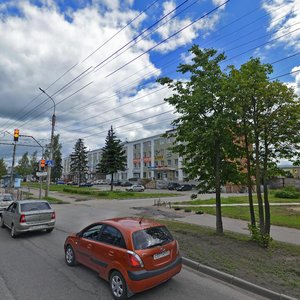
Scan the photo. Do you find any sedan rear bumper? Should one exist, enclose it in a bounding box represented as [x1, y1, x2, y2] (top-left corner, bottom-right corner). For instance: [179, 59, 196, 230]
[16, 221, 55, 233]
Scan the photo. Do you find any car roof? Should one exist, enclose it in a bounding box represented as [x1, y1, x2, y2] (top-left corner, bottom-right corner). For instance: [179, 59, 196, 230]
[14, 199, 50, 204]
[101, 217, 163, 234]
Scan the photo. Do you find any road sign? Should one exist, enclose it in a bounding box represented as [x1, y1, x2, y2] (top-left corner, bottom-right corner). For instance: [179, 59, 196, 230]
[46, 160, 54, 167]
[36, 172, 48, 177]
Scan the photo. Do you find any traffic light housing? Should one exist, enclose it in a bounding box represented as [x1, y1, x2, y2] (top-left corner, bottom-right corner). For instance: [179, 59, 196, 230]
[14, 129, 19, 142]
[40, 159, 46, 171]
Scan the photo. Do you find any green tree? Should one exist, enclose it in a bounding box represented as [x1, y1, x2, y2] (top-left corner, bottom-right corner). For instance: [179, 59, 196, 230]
[0, 158, 7, 178]
[158, 46, 241, 234]
[229, 58, 300, 244]
[96, 126, 126, 191]
[30, 151, 39, 180]
[15, 152, 31, 177]
[70, 138, 88, 185]
[45, 134, 63, 182]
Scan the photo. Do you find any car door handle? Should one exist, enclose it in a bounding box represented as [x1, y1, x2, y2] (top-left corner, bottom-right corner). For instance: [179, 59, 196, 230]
[108, 250, 114, 256]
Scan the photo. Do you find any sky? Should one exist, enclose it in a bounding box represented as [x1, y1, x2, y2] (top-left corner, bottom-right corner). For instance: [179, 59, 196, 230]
[0, 0, 299, 164]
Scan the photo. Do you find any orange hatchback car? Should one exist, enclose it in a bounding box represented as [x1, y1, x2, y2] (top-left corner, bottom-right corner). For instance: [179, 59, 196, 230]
[64, 217, 182, 299]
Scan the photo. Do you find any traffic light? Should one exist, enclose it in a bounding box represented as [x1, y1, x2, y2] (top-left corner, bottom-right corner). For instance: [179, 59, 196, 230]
[14, 129, 19, 142]
[40, 159, 46, 171]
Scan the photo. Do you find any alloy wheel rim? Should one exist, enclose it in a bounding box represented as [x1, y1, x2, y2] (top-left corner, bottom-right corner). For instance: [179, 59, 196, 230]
[111, 275, 123, 297]
[66, 248, 73, 264]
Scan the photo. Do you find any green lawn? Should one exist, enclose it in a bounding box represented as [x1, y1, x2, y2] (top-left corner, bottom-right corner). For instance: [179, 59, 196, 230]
[173, 194, 300, 229]
[23, 182, 178, 199]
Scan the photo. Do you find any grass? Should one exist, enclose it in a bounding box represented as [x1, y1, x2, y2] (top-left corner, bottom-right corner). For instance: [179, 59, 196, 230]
[153, 219, 300, 298]
[173, 193, 300, 229]
[23, 182, 177, 200]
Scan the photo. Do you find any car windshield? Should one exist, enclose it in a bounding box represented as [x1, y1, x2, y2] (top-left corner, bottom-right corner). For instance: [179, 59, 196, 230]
[132, 226, 174, 250]
[21, 202, 51, 212]
[0, 195, 13, 201]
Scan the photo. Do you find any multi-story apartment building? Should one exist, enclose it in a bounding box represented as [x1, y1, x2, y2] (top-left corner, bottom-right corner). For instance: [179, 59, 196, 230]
[62, 131, 184, 182]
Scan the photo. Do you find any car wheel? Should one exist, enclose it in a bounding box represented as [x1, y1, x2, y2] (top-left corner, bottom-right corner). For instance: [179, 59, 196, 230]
[0, 215, 5, 228]
[46, 228, 54, 233]
[65, 245, 76, 266]
[11, 224, 18, 238]
[110, 271, 127, 300]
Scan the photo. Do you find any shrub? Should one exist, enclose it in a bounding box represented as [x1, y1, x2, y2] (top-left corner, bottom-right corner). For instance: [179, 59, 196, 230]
[195, 210, 204, 215]
[248, 224, 273, 248]
[184, 208, 192, 212]
[274, 187, 300, 199]
[174, 207, 181, 210]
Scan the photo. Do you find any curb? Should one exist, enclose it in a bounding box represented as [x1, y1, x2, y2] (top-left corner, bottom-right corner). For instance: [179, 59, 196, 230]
[182, 257, 298, 300]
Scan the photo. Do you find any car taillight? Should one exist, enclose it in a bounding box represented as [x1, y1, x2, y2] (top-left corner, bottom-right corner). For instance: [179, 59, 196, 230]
[20, 214, 26, 223]
[51, 212, 56, 219]
[127, 251, 144, 268]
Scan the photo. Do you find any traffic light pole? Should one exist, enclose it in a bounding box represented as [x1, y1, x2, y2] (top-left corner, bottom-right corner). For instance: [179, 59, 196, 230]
[9, 141, 17, 188]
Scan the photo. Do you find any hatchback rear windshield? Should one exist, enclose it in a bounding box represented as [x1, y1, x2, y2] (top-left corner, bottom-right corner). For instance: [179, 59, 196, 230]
[21, 202, 51, 212]
[132, 226, 174, 250]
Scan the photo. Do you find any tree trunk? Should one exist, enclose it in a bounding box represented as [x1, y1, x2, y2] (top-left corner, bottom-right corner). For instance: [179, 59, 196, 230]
[110, 173, 114, 191]
[215, 142, 223, 234]
[244, 131, 256, 227]
[254, 137, 265, 235]
[263, 137, 271, 235]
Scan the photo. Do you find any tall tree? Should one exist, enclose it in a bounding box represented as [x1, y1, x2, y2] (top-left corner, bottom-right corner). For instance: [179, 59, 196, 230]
[158, 46, 241, 234]
[0, 158, 7, 178]
[97, 126, 126, 191]
[45, 134, 63, 182]
[15, 152, 31, 177]
[229, 58, 300, 244]
[70, 138, 88, 185]
[30, 151, 39, 180]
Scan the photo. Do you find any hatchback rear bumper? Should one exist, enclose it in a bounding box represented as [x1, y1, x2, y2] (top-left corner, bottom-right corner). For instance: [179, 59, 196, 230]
[126, 256, 182, 293]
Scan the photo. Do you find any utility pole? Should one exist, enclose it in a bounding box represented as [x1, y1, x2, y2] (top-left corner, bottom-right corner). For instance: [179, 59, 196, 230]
[39, 87, 56, 198]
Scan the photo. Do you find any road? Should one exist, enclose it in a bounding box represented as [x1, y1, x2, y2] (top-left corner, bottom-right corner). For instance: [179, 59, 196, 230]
[0, 202, 267, 300]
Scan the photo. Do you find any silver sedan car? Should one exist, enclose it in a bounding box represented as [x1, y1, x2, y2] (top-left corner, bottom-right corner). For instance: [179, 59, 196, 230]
[0, 200, 55, 238]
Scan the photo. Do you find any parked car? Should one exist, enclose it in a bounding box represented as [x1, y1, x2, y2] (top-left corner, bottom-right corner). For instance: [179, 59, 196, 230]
[79, 182, 93, 187]
[93, 180, 108, 185]
[0, 193, 14, 215]
[110, 181, 122, 186]
[121, 181, 133, 187]
[64, 217, 182, 299]
[167, 182, 181, 190]
[176, 184, 193, 191]
[126, 184, 145, 192]
[0, 200, 55, 238]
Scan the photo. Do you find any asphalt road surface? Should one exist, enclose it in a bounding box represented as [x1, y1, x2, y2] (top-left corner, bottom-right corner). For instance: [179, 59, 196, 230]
[0, 202, 267, 300]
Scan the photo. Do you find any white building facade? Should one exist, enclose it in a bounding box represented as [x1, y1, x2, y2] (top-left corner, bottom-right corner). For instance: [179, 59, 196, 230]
[62, 131, 184, 182]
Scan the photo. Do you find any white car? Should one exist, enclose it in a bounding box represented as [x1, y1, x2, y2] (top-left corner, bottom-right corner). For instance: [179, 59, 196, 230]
[126, 184, 145, 192]
[0, 193, 14, 215]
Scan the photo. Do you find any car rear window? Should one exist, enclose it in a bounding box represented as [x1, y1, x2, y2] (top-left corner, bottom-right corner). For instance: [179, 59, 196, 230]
[132, 226, 174, 250]
[21, 202, 51, 212]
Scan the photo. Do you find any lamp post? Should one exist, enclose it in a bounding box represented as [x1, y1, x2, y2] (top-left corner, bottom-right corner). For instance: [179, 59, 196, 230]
[39, 87, 56, 198]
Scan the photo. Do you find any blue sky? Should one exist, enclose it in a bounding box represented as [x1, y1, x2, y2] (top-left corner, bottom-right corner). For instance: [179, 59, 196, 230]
[0, 0, 299, 163]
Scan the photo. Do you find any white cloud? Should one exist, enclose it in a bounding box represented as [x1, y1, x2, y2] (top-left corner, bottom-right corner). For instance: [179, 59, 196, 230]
[291, 66, 300, 96]
[263, 0, 300, 50]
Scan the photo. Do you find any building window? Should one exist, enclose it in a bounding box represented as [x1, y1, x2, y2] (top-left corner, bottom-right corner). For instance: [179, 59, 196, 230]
[167, 160, 171, 166]
[175, 159, 178, 166]
[161, 160, 164, 166]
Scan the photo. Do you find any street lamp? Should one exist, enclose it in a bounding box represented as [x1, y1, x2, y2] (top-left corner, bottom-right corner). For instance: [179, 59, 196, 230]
[39, 87, 56, 198]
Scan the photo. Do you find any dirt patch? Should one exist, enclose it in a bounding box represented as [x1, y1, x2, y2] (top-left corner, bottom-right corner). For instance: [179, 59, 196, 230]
[134, 207, 300, 299]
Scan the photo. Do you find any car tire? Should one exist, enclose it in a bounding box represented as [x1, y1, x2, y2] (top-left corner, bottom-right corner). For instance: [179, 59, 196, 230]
[65, 245, 76, 266]
[0, 215, 5, 228]
[110, 271, 127, 300]
[46, 228, 54, 233]
[11, 224, 18, 238]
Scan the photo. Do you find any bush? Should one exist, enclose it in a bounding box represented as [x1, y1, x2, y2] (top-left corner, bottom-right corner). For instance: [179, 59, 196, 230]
[248, 224, 273, 248]
[174, 207, 181, 210]
[274, 187, 300, 199]
[184, 208, 192, 212]
[195, 210, 204, 215]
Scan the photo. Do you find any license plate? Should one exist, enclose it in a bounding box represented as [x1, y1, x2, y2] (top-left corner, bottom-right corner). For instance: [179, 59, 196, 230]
[153, 250, 170, 260]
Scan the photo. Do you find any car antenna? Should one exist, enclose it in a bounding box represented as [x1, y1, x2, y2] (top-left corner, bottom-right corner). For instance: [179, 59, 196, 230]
[139, 216, 144, 225]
